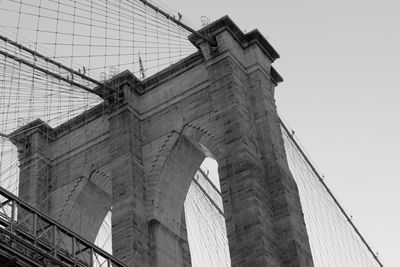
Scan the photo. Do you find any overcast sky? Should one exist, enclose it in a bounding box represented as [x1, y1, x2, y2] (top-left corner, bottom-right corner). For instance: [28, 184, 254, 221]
[164, 0, 399, 265]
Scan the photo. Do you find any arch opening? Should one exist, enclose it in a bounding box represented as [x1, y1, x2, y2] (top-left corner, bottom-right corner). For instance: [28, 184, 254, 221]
[148, 133, 231, 266]
[184, 157, 231, 267]
[93, 209, 113, 267]
[94, 209, 112, 254]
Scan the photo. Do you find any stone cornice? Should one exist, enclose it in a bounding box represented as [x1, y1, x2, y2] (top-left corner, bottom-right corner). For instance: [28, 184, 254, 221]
[189, 15, 280, 62]
[9, 118, 55, 144]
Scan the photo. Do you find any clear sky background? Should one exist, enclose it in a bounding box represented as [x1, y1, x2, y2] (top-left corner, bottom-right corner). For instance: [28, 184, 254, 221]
[162, 0, 399, 265]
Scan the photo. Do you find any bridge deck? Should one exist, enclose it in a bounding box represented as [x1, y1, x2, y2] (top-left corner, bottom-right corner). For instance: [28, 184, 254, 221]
[0, 187, 127, 267]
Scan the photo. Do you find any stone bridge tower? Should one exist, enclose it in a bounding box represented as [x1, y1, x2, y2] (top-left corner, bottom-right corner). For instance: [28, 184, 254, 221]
[11, 16, 314, 267]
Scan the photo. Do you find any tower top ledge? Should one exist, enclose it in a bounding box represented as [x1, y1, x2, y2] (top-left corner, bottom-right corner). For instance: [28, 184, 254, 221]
[189, 15, 280, 63]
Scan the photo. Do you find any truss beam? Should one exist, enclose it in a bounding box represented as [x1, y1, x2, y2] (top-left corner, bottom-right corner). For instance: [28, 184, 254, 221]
[0, 187, 128, 267]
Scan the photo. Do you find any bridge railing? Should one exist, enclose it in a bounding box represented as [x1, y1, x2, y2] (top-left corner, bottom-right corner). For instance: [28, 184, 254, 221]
[0, 186, 127, 267]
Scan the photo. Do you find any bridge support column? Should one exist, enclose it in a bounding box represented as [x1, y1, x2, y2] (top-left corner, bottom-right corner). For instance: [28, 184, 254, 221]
[149, 218, 191, 267]
[10, 120, 52, 215]
[248, 68, 314, 266]
[191, 16, 314, 266]
[109, 105, 149, 266]
[206, 53, 283, 266]
[109, 103, 192, 267]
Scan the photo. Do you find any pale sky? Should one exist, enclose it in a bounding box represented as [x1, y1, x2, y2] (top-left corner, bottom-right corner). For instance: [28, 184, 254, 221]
[162, 0, 399, 265]
[0, 0, 397, 265]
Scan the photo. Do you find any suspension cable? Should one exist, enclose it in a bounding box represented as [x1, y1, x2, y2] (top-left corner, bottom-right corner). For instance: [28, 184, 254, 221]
[279, 117, 383, 267]
[0, 35, 116, 96]
[0, 49, 105, 98]
[137, 0, 217, 46]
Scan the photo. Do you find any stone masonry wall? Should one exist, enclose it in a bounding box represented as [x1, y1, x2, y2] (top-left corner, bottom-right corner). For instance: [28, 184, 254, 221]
[14, 16, 314, 267]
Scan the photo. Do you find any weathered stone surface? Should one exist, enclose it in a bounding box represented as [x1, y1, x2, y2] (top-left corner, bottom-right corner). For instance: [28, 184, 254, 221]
[14, 16, 313, 267]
